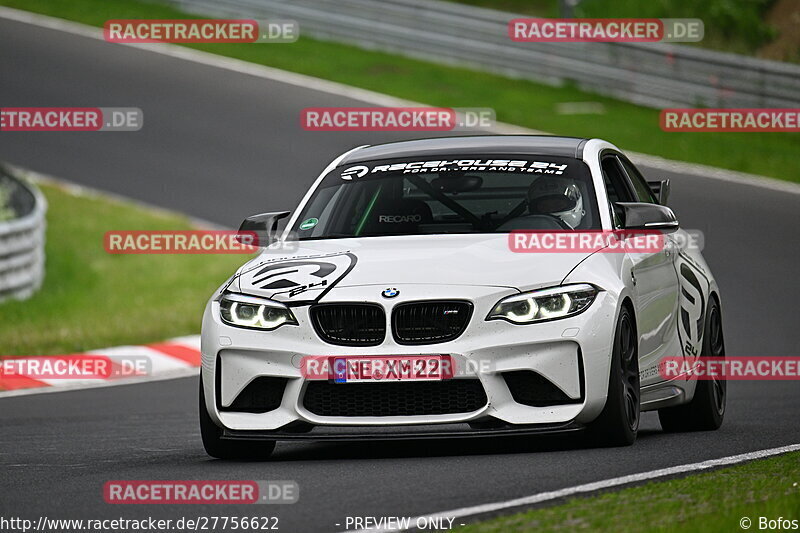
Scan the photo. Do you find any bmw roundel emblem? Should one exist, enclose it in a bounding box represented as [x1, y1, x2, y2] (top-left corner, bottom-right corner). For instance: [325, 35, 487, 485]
[381, 287, 399, 298]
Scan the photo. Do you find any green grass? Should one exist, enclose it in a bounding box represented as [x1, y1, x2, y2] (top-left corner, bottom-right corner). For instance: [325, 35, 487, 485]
[0, 181, 248, 355]
[462, 451, 800, 533]
[575, 0, 777, 56]
[2, 0, 799, 182]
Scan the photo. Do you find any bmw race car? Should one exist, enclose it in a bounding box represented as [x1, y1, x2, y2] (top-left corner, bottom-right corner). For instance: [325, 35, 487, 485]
[200, 135, 726, 459]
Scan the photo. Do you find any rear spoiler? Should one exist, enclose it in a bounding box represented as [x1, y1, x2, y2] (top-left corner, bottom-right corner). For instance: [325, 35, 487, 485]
[647, 179, 671, 205]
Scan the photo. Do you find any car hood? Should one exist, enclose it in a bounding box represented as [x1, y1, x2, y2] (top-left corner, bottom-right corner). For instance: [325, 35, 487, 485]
[231, 234, 594, 303]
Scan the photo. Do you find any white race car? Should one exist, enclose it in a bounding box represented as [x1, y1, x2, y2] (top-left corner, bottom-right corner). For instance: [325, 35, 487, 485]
[200, 136, 726, 459]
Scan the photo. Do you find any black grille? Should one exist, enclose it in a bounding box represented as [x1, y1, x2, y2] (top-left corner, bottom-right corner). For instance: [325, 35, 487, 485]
[222, 377, 287, 413]
[503, 371, 579, 407]
[303, 380, 487, 417]
[310, 303, 385, 346]
[392, 300, 472, 345]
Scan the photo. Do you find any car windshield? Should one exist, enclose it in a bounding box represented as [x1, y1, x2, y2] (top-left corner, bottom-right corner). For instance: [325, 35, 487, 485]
[292, 154, 600, 240]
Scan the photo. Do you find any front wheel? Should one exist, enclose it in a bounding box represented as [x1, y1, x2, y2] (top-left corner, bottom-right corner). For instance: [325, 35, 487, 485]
[586, 305, 640, 447]
[658, 297, 726, 432]
[199, 377, 276, 460]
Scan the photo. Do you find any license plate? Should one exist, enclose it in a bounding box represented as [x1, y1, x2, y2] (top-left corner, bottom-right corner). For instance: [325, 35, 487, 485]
[330, 355, 452, 383]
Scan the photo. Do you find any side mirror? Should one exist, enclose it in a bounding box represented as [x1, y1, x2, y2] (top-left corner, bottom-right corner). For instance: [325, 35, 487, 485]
[647, 179, 671, 205]
[614, 202, 679, 233]
[236, 211, 291, 247]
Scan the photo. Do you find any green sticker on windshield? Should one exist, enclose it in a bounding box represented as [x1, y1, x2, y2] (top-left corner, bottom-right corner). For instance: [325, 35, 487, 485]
[299, 218, 319, 230]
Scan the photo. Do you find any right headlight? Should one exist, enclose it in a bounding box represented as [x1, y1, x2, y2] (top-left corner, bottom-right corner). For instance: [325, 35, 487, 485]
[486, 284, 598, 324]
[218, 292, 297, 331]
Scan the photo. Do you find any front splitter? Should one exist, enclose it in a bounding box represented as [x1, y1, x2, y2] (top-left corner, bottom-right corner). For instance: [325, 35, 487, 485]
[221, 421, 584, 442]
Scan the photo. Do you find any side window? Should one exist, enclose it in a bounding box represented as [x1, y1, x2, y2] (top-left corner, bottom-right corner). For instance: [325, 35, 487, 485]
[601, 156, 633, 202]
[619, 157, 658, 204]
[601, 155, 634, 227]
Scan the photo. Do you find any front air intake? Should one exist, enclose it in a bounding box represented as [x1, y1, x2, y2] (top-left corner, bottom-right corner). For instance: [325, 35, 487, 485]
[303, 379, 487, 417]
[309, 303, 386, 346]
[392, 300, 472, 345]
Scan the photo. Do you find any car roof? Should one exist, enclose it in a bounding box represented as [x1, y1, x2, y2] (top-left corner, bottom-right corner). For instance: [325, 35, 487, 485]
[340, 135, 590, 164]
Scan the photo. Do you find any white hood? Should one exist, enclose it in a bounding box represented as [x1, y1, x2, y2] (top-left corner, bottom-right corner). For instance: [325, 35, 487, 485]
[231, 234, 594, 303]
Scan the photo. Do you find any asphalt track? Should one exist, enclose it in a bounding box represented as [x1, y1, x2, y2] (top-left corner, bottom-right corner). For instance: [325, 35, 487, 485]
[1, 15, 799, 532]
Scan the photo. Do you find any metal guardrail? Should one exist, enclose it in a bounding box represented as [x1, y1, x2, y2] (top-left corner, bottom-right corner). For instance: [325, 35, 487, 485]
[166, 0, 800, 109]
[0, 166, 47, 303]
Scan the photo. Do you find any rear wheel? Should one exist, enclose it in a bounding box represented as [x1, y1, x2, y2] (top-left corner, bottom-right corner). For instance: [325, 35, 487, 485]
[586, 305, 640, 447]
[658, 297, 726, 432]
[199, 377, 276, 460]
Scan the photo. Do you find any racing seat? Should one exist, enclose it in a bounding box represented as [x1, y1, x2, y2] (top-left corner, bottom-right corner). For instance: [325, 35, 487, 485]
[358, 197, 433, 236]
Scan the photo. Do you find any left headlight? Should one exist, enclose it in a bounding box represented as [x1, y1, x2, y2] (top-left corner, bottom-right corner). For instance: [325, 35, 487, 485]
[487, 284, 598, 324]
[218, 292, 298, 330]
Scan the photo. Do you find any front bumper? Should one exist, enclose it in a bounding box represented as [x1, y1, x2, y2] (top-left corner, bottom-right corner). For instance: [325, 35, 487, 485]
[220, 421, 585, 442]
[201, 284, 619, 436]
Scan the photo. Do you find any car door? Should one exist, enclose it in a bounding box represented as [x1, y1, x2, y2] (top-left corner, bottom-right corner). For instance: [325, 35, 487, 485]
[619, 156, 712, 366]
[601, 153, 680, 386]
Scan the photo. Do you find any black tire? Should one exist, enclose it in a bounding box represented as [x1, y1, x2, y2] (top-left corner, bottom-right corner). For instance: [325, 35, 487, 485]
[199, 378, 276, 460]
[586, 305, 640, 447]
[658, 297, 726, 432]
